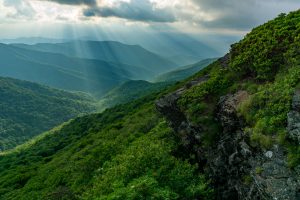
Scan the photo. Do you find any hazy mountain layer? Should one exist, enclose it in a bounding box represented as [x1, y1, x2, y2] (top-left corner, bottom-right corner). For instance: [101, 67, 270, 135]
[12, 41, 178, 74]
[154, 58, 217, 82]
[0, 43, 156, 96]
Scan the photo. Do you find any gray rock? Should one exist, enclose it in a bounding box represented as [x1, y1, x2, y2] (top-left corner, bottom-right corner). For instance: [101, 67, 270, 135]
[265, 151, 273, 159]
[157, 81, 300, 200]
[287, 90, 300, 144]
[207, 92, 259, 199]
[251, 146, 300, 200]
[292, 90, 300, 111]
[155, 74, 208, 132]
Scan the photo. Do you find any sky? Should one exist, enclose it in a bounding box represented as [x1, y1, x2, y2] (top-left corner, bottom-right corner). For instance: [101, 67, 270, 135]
[0, 0, 299, 44]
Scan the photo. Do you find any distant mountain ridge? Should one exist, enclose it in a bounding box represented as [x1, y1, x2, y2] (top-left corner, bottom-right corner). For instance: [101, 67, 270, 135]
[0, 43, 134, 96]
[0, 37, 69, 45]
[12, 41, 178, 74]
[154, 58, 218, 82]
[0, 42, 177, 96]
[2, 35, 227, 66]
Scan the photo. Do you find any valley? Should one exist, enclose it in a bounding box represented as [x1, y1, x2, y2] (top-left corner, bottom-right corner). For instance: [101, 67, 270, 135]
[0, 1, 299, 199]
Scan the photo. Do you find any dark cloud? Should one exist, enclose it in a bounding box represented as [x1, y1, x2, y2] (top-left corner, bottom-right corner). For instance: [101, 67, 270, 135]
[80, 0, 299, 28]
[190, 0, 300, 30]
[2, 0, 299, 32]
[40, 0, 97, 6]
[83, 0, 176, 23]
[192, 0, 249, 11]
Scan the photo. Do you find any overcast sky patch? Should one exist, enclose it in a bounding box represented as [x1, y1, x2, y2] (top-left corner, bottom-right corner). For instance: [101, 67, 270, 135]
[0, 0, 299, 37]
[83, 0, 176, 23]
[38, 0, 97, 6]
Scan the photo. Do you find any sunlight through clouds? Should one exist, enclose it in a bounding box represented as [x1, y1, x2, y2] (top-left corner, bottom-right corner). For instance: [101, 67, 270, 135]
[1, 0, 35, 20]
[30, 0, 82, 22]
[0, 0, 299, 38]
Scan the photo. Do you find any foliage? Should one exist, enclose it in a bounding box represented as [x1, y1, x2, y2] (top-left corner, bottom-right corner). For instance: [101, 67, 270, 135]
[179, 10, 300, 164]
[239, 66, 300, 148]
[230, 11, 300, 80]
[97, 80, 170, 111]
[177, 62, 235, 146]
[0, 95, 213, 200]
[0, 9, 299, 200]
[83, 121, 212, 200]
[0, 77, 96, 151]
[232, 10, 300, 166]
[154, 58, 217, 83]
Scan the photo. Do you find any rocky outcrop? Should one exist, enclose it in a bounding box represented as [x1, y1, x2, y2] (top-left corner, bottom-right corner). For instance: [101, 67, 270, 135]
[247, 89, 300, 200]
[207, 91, 259, 199]
[219, 53, 230, 68]
[207, 91, 300, 200]
[155, 88, 186, 131]
[287, 89, 300, 144]
[248, 145, 300, 200]
[156, 75, 209, 150]
[156, 77, 300, 200]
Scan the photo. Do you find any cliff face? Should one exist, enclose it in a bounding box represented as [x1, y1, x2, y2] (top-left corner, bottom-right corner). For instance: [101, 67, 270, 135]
[156, 10, 300, 200]
[287, 89, 300, 144]
[156, 75, 209, 152]
[156, 60, 300, 200]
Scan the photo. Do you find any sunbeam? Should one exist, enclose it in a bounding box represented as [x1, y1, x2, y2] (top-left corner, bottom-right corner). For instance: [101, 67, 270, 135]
[0, 1, 299, 199]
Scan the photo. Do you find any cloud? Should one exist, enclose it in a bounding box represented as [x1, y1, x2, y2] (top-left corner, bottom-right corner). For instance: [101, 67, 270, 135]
[80, 0, 299, 28]
[83, 0, 176, 23]
[3, 0, 35, 19]
[39, 0, 97, 6]
[188, 0, 300, 30]
[0, 0, 299, 33]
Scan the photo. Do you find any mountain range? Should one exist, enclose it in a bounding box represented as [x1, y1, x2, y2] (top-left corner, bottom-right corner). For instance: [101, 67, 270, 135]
[0, 42, 177, 96]
[12, 41, 177, 73]
[0, 10, 299, 200]
[1, 33, 233, 66]
[0, 41, 214, 150]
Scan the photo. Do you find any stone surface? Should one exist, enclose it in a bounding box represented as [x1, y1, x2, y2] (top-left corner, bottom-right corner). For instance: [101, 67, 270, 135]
[155, 75, 208, 154]
[155, 75, 209, 132]
[292, 89, 300, 111]
[156, 77, 300, 200]
[265, 151, 273, 159]
[250, 146, 300, 200]
[287, 90, 300, 144]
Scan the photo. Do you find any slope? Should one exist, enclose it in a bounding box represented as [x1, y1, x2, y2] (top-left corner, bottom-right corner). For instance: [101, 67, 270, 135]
[0, 37, 69, 45]
[0, 43, 153, 96]
[0, 77, 96, 151]
[97, 80, 171, 111]
[12, 41, 178, 74]
[0, 10, 299, 200]
[154, 58, 217, 82]
[0, 95, 212, 200]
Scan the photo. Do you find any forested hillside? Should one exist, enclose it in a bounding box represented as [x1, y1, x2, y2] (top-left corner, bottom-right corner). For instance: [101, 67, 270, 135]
[0, 77, 96, 150]
[0, 10, 299, 200]
[0, 95, 213, 199]
[97, 80, 170, 111]
[0, 43, 159, 96]
[154, 58, 217, 82]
